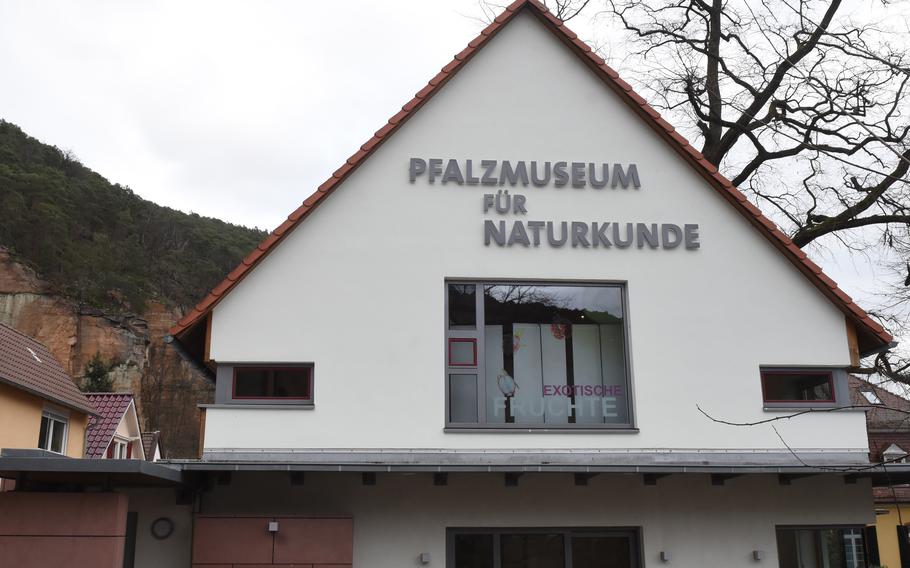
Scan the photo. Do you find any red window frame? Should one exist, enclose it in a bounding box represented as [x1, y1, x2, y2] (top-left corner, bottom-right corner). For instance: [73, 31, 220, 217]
[760, 370, 835, 403]
[448, 338, 477, 367]
[232, 366, 314, 401]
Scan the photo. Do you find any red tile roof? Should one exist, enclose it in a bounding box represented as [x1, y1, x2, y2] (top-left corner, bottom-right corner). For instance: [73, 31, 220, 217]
[168, 0, 892, 357]
[0, 323, 95, 414]
[849, 375, 910, 431]
[84, 392, 134, 459]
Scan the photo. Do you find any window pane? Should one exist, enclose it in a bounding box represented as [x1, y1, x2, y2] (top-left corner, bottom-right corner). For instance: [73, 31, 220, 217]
[50, 418, 65, 453]
[482, 284, 628, 425]
[450, 339, 477, 366]
[501, 533, 565, 568]
[449, 374, 478, 423]
[453, 533, 493, 568]
[571, 536, 633, 568]
[234, 368, 310, 399]
[38, 415, 49, 450]
[449, 284, 477, 329]
[763, 372, 833, 402]
[273, 369, 310, 398]
[776, 528, 864, 568]
[843, 529, 866, 568]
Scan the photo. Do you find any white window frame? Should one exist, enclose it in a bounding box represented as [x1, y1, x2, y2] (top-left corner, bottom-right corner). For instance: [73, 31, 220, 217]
[111, 437, 129, 459]
[38, 411, 68, 454]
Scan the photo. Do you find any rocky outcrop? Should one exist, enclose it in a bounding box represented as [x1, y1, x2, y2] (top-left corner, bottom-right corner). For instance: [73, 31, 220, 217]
[0, 248, 212, 458]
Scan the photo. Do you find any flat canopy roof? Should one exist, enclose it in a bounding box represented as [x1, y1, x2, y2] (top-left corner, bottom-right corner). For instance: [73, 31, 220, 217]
[0, 450, 184, 487]
[4, 450, 910, 488]
[167, 451, 910, 487]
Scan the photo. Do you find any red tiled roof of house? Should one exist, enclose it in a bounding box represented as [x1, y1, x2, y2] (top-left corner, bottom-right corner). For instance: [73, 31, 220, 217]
[168, 0, 892, 358]
[83, 392, 134, 459]
[849, 375, 910, 431]
[0, 322, 95, 414]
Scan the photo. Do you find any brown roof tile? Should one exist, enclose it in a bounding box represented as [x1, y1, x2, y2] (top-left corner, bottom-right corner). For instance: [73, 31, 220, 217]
[0, 323, 95, 414]
[83, 393, 134, 459]
[169, 0, 892, 358]
[874, 485, 910, 504]
[141, 430, 162, 461]
[850, 375, 910, 432]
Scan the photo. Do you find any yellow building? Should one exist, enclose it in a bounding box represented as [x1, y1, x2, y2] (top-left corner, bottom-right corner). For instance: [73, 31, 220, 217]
[850, 376, 910, 566]
[0, 323, 95, 462]
[872, 493, 910, 568]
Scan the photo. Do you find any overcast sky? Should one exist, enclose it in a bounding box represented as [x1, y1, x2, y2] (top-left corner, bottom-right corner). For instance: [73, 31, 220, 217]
[0, 0, 905, 333]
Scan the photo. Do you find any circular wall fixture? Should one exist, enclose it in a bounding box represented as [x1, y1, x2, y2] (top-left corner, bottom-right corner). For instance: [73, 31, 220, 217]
[150, 517, 175, 540]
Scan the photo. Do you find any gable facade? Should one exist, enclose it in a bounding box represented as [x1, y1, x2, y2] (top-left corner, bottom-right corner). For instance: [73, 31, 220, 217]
[191, 6, 882, 458]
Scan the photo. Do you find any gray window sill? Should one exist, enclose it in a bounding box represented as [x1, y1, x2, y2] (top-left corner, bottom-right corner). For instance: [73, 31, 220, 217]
[199, 404, 315, 410]
[761, 404, 846, 412]
[444, 426, 639, 433]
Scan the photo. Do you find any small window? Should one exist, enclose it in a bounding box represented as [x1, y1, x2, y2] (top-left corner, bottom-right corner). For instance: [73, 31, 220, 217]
[233, 366, 313, 401]
[776, 526, 866, 568]
[38, 412, 67, 454]
[761, 370, 834, 404]
[860, 390, 882, 405]
[108, 438, 130, 459]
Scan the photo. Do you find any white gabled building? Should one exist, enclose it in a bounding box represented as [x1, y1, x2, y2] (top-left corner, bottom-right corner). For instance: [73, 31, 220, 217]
[0, 1, 896, 567]
[165, 1, 893, 567]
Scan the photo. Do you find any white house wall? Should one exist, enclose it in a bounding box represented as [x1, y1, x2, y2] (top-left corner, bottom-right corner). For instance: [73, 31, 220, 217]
[197, 472, 873, 568]
[206, 11, 863, 453]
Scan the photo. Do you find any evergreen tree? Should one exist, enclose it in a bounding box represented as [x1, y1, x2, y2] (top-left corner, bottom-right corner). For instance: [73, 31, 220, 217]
[81, 352, 113, 392]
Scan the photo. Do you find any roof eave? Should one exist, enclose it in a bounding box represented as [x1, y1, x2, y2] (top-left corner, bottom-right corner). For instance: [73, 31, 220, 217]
[0, 374, 97, 416]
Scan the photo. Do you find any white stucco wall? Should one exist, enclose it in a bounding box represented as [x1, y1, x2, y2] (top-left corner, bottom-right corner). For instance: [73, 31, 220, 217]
[205, 11, 864, 453]
[196, 472, 873, 568]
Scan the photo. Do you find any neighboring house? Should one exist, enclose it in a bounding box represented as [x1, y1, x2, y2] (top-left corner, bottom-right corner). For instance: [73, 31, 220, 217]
[83, 393, 145, 460]
[0, 322, 95, 459]
[850, 376, 910, 567]
[871, 487, 910, 568]
[850, 375, 910, 463]
[141, 430, 163, 461]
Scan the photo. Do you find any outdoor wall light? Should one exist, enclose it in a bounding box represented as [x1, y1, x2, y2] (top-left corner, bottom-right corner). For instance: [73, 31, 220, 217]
[753, 550, 764, 561]
[660, 551, 671, 562]
[268, 521, 279, 533]
[419, 552, 431, 565]
[150, 517, 174, 540]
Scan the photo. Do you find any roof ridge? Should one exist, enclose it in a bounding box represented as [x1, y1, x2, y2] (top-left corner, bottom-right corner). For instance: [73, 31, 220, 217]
[168, 0, 891, 357]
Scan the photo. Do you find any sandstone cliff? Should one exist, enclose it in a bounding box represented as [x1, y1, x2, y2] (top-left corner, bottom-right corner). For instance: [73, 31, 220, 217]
[0, 248, 213, 458]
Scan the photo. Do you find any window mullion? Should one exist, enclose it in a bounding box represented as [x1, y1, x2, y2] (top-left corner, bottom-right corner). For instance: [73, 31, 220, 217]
[476, 283, 486, 424]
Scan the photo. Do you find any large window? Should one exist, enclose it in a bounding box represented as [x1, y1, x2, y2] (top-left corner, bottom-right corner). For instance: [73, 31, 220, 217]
[776, 527, 868, 568]
[449, 528, 640, 568]
[38, 411, 67, 454]
[232, 366, 313, 401]
[446, 282, 632, 428]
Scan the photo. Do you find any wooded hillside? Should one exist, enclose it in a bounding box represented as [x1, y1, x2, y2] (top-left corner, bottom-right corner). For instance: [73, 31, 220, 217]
[0, 119, 265, 313]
